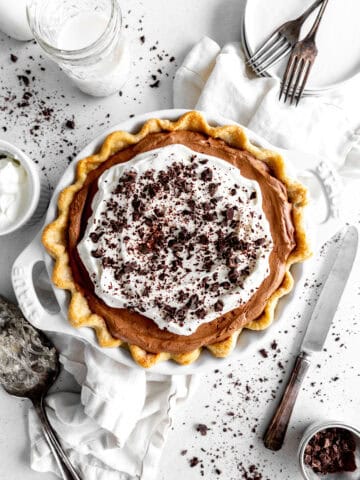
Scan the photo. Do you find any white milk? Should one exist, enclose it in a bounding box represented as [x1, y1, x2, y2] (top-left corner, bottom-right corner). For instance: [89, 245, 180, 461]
[56, 12, 130, 96]
[57, 12, 108, 51]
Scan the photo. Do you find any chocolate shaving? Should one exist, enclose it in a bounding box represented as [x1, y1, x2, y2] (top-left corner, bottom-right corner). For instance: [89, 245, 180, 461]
[214, 300, 224, 312]
[304, 428, 357, 475]
[201, 167, 213, 182]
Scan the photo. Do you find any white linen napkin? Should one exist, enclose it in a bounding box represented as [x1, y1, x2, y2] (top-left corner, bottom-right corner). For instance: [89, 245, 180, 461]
[29, 334, 196, 480]
[174, 37, 360, 179]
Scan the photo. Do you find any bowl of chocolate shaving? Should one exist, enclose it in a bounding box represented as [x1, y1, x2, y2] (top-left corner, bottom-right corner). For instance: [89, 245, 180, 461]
[299, 421, 360, 479]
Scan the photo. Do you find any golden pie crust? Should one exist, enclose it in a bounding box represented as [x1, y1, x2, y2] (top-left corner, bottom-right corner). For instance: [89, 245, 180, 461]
[42, 111, 311, 368]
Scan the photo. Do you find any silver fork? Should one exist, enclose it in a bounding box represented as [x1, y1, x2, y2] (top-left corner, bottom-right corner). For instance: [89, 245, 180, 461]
[247, 0, 323, 75]
[279, 0, 330, 105]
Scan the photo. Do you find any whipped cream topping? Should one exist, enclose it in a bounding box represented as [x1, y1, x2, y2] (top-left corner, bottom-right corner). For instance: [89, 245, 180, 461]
[78, 144, 273, 336]
[0, 154, 28, 230]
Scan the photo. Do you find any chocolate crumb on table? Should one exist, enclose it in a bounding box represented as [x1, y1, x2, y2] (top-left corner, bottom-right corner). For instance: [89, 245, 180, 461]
[304, 427, 357, 475]
[259, 349, 268, 358]
[65, 119, 75, 129]
[196, 424, 210, 436]
[17, 74, 30, 87]
[149, 79, 160, 88]
[189, 457, 200, 467]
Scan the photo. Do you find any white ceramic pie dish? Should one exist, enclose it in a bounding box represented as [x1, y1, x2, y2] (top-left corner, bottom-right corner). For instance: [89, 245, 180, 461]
[11, 109, 342, 374]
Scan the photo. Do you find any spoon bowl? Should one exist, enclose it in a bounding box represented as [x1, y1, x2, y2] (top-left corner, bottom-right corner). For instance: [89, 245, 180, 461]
[0, 296, 59, 397]
[0, 294, 81, 480]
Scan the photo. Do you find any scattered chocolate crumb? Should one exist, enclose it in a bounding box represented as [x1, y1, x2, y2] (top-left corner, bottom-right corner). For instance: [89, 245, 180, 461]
[10, 54, 18, 63]
[140, 35, 145, 44]
[149, 79, 160, 88]
[277, 361, 285, 370]
[65, 119, 75, 129]
[196, 424, 210, 436]
[259, 349, 268, 358]
[214, 300, 224, 312]
[201, 168, 213, 182]
[17, 75, 29, 87]
[226, 207, 234, 221]
[42, 107, 53, 120]
[189, 457, 200, 467]
[238, 462, 265, 479]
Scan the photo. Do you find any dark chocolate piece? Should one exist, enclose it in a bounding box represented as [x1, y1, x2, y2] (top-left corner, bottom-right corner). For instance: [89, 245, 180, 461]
[304, 427, 357, 475]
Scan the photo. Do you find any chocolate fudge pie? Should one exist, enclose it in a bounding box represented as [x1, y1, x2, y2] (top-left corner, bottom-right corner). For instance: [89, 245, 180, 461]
[43, 111, 311, 368]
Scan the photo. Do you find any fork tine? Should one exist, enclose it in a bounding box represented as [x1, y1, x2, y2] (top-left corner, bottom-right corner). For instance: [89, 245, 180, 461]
[279, 54, 298, 101]
[284, 56, 301, 103]
[295, 61, 313, 105]
[247, 32, 281, 64]
[290, 58, 306, 105]
[249, 36, 286, 70]
[256, 44, 292, 74]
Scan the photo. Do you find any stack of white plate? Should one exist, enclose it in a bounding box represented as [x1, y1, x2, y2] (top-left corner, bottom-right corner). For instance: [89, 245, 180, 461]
[241, 0, 360, 95]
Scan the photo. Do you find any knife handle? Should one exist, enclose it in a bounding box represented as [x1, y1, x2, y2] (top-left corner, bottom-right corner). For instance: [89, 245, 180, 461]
[263, 352, 311, 451]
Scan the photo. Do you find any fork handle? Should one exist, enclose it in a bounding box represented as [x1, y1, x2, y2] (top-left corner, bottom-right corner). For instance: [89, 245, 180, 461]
[263, 352, 311, 451]
[296, 0, 324, 23]
[306, 0, 330, 39]
[32, 396, 82, 480]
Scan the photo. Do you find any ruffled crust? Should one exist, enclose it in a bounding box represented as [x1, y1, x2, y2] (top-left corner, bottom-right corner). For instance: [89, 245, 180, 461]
[42, 111, 311, 368]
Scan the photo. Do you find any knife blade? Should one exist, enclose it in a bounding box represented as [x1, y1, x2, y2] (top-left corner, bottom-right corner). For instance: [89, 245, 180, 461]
[264, 225, 358, 451]
[302, 225, 358, 354]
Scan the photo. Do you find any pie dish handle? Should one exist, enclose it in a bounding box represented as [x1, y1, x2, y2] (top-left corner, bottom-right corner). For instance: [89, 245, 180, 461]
[12, 229, 60, 329]
[285, 154, 342, 225]
[298, 162, 341, 223]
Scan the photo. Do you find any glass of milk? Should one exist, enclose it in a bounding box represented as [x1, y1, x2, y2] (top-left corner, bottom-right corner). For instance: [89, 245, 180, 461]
[27, 0, 130, 96]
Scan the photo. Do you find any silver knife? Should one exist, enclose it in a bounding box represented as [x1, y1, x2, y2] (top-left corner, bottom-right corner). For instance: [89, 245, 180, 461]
[263, 225, 358, 451]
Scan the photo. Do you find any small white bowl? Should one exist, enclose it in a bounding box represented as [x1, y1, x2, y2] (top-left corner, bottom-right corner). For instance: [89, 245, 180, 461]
[0, 139, 43, 236]
[299, 421, 360, 480]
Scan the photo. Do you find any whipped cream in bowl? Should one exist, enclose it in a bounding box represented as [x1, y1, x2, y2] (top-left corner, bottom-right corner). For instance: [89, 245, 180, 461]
[78, 144, 274, 336]
[0, 140, 41, 236]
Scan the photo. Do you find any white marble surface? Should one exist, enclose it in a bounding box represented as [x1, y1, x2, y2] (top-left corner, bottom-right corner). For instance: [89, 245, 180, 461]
[0, 1, 360, 479]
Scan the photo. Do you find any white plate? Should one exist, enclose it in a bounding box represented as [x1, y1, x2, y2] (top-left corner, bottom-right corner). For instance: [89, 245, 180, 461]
[243, 0, 360, 92]
[11, 109, 341, 375]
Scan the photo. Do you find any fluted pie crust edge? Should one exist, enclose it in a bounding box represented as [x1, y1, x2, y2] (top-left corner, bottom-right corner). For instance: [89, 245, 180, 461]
[42, 111, 311, 368]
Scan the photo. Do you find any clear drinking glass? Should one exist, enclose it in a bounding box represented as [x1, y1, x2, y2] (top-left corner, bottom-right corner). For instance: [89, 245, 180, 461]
[27, 0, 130, 96]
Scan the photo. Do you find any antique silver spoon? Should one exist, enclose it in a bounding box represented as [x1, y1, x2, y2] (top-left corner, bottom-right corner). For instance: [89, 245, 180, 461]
[0, 295, 81, 480]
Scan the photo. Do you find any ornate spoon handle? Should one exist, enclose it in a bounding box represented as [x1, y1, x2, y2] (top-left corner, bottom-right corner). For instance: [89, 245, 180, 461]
[32, 396, 81, 480]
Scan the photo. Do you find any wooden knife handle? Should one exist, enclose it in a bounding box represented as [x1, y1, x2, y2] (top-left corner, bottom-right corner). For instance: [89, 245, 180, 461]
[263, 352, 311, 451]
